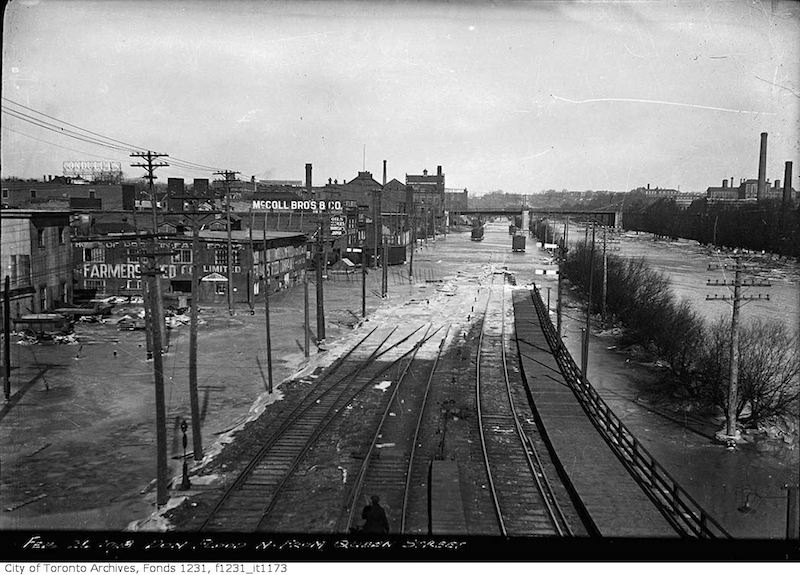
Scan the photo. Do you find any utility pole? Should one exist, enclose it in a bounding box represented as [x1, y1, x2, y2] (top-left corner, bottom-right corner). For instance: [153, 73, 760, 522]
[315, 221, 325, 343]
[304, 253, 310, 356]
[581, 221, 596, 385]
[173, 197, 224, 462]
[4, 275, 11, 401]
[556, 216, 569, 341]
[130, 151, 169, 350]
[409, 204, 416, 280]
[372, 190, 381, 268]
[214, 170, 240, 315]
[248, 208, 255, 313]
[130, 151, 170, 506]
[139, 254, 172, 507]
[381, 236, 388, 298]
[361, 241, 367, 318]
[262, 214, 273, 394]
[706, 255, 771, 447]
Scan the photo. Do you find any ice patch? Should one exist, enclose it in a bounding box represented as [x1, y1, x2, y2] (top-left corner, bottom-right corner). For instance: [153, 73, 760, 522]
[374, 381, 392, 392]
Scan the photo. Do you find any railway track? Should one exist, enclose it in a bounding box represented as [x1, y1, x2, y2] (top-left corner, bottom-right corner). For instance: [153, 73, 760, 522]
[337, 324, 452, 534]
[198, 324, 434, 532]
[475, 273, 572, 536]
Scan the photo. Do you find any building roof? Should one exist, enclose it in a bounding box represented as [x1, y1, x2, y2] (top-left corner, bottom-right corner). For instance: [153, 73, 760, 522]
[0, 208, 72, 218]
[198, 230, 305, 242]
[344, 171, 382, 188]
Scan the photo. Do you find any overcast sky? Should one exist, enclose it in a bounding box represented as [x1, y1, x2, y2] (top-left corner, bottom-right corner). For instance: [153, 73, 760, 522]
[2, 0, 799, 195]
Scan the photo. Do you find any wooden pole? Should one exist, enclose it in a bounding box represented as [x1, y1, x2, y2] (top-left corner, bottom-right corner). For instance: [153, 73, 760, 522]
[581, 221, 596, 383]
[304, 261, 310, 357]
[188, 212, 203, 459]
[726, 261, 742, 441]
[144, 265, 168, 506]
[3, 275, 11, 401]
[602, 226, 608, 328]
[248, 208, 255, 313]
[361, 241, 367, 318]
[263, 215, 273, 393]
[316, 221, 325, 342]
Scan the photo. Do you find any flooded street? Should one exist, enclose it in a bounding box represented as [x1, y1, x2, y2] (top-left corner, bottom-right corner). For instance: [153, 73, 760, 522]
[3, 219, 797, 538]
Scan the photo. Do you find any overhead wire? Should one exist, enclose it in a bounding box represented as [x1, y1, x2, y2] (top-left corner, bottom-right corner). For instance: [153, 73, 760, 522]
[2, 97, 227, 175]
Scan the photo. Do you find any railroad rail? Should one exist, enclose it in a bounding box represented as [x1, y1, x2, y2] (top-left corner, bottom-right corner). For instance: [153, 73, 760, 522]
[338, 324, 451, 533]
[475, 273, 572, 536]
[198, 324, 432, 532]
[529, 285, 731, 538]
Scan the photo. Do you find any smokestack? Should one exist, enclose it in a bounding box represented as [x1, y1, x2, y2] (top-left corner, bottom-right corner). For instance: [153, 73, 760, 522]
[305, 163, 312, 197]
[722, 179, 728, 189]
[774, 180, 780, 189]
[383, 160, 387, 186]
[783, 161, 793, 206]
[757, 132, 768, 200]
[437, 165, 442, 176]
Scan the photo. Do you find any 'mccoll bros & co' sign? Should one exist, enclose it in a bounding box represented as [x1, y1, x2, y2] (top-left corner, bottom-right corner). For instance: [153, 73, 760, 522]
[251, 200, 343, 211]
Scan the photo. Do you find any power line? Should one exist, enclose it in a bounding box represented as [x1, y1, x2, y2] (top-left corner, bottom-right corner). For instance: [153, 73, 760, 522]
[2, 107, 133, 152]
[2, 97, 148, 151]
[2, 98, 225, 174]
[1, 125, 126, 163]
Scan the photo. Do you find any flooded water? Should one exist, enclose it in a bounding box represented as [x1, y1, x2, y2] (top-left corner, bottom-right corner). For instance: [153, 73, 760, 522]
[615, 232, 800, 328]
[535, 224, 800, 539]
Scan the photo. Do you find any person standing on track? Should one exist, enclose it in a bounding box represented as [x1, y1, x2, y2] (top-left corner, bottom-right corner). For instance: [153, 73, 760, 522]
[361, 494, 389, 534]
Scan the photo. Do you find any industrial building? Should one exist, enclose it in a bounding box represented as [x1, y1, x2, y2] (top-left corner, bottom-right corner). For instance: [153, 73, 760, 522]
[0, 209, 73, 318]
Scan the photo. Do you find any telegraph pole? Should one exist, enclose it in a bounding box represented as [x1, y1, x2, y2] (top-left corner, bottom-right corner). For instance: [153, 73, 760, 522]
[214, 170, 240, 315]
[4, 275, 11, 401]
[174, 196, 221, 462]
[130, 151, 169, 349]
[130, 151, 170, 505]
[581, 221, 596, 384]
[556, 216, 569, 341]
[361, 241, 367, 317]
[304, 255, 311, 356]
[262, 214, 273, 394]
[381, 236, 388, 298]
[315, 221, 325, 343]
[706, 255, 771, 447]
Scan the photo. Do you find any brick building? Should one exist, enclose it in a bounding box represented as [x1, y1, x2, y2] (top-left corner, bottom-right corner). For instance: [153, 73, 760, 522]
[0, 209, 73, 319]
[72, 230, 307, 305]
[1, 177, 135, 211]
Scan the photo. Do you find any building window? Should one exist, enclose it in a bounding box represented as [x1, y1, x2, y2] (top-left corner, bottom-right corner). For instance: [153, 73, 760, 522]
[2, 188, 8, 199]
[214, 248, 227, 266]
[172, 248, 192, 264]
[125, 279, 142, 291]
[30, 189, 37, 199]
[38, 228, 46, 248]
[127, 248, 141, 263]
[214, 283, 227, 295]
[231, 250, 241, 266]
[84, 279, 106, 292]
[60, 282, 69, 304]
[84, 247, 104, 262]
[39, 285, 47, 312]
[59, 227, 67, 245]
[88, 190, 96, 199]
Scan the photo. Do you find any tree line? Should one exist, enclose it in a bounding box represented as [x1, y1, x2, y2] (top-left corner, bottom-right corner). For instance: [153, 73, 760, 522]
[561, 240, 799, 431]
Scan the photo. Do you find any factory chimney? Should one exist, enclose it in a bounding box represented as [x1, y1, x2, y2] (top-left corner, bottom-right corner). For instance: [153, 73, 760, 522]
[305, 163, 312, 197]
[757, 132, 768, 201]
[783, 161, 793, 207]
[383, 160, 387, 186]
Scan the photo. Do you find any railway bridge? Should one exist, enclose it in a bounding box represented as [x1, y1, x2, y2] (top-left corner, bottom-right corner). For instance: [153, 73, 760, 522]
[458, 206, 624, 228]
